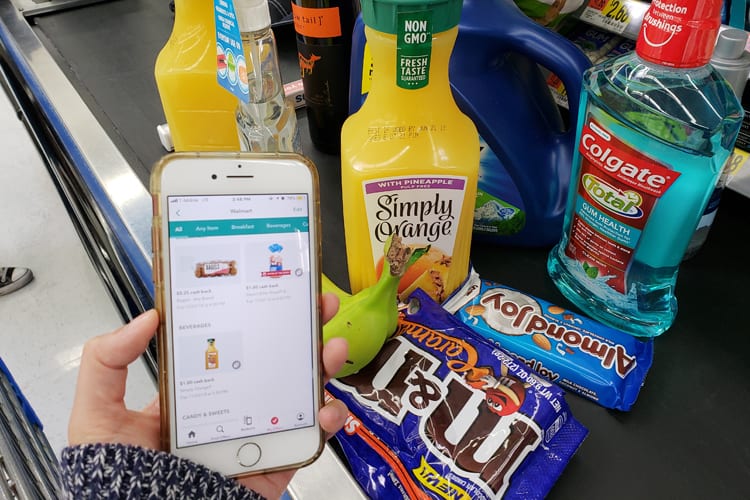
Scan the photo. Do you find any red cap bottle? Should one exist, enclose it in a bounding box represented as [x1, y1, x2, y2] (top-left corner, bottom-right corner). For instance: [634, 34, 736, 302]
[636, 0, 723, 68]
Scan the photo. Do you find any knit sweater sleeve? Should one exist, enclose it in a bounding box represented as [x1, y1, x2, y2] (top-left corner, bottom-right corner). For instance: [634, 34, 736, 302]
[60, 443, 265, 499]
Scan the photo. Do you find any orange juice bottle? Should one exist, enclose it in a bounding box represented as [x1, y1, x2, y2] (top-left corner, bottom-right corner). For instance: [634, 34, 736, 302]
[340, 0, 479, 303]
[155, 0, 240, 151]
[205, 338, 219, 370]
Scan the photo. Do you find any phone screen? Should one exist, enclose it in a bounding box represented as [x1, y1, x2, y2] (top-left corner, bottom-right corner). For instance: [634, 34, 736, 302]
[166, 193, 315, 449]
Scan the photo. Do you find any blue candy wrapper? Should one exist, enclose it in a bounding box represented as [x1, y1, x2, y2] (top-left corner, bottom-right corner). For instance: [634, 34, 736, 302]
[327, 289, 588, 499]
[443, 270, 654, 411]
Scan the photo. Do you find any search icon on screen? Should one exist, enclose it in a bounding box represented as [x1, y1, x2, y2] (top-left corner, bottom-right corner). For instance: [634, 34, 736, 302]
[216, 425, 224, 433]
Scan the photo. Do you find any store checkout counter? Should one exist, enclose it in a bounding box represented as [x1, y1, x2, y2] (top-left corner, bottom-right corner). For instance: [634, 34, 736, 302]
[1, 1, 748, 498]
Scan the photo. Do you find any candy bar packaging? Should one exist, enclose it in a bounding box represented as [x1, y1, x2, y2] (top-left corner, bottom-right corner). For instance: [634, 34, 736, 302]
[326, 289, 588, 499]
[444, 270, 654, 411]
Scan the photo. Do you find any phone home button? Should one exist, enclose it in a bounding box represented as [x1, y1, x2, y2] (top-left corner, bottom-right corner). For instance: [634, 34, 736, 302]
[237, 442, 261, 467]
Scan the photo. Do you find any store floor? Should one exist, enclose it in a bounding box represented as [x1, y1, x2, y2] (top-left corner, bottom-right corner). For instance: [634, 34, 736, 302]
[0, 85, 155, 457]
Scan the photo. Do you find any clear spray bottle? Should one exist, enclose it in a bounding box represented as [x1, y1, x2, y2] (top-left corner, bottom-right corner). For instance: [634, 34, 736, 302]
[234, 0, 302, 153]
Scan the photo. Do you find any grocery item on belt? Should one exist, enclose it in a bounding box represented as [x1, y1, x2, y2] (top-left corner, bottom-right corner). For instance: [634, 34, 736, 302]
[443, 270, 653, 411]
[326, 289, 587, 499]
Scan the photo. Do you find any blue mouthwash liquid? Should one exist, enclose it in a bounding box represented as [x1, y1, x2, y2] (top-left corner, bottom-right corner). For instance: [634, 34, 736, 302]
[547, 43, 743, 337]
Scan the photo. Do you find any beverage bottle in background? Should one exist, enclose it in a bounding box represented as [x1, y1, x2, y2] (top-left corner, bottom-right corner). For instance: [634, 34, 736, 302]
[340, 0, 479, 303]
[291, 0, 361, 154]
[547, 0, 743, 337]
[684, 27, 750, 259]
[235, 0, 302, 153]
[154, 0, 240, 151]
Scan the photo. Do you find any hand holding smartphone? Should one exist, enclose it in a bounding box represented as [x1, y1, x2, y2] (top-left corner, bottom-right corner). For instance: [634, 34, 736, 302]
[150, 152, 324, 477]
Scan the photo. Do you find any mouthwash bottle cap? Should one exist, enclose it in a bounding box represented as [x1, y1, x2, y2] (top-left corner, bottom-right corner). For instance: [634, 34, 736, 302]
[360, 0, 463, 35]
[234, 0, 271, 33]
[636, 0, 722, 68]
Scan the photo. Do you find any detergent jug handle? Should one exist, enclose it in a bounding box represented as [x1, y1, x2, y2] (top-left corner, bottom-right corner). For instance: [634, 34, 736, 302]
[501, 23, 592, 138]
[348, 13, 366, 115]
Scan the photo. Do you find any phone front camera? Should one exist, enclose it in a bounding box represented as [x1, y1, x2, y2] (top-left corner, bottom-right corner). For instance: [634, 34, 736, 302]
[211, 174, 217, 180]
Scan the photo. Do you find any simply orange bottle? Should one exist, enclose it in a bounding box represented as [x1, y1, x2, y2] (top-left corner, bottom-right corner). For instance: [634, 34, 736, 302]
[340, 0, 479, 303]
[155, 0, 240, 151]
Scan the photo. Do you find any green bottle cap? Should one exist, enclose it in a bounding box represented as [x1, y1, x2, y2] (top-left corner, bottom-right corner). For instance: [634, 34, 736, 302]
[361, 0, 463, 34]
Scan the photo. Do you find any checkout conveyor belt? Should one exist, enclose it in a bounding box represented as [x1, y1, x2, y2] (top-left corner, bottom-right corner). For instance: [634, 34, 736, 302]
[3, 1, 750, 499]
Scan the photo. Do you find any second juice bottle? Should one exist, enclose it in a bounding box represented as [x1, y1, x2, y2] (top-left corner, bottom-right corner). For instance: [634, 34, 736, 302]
[340, 0, 479, 303]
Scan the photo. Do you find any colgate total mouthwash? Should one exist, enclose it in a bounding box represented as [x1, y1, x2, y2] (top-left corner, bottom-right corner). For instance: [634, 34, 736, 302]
[547, 0, 743, 337]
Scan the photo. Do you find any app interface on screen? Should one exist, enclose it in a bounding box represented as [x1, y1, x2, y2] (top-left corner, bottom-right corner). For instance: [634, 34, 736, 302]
[167, 194, 314, 448]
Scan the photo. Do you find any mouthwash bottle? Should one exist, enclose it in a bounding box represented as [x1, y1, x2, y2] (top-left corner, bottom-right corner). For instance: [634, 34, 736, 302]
[547, 0, 743, 337]
[340, 0, 479, 303]
[234, 0, 302, 153]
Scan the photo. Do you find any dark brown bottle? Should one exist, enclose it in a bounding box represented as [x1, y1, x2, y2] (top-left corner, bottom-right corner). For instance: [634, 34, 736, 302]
[291, 0, 361, 154]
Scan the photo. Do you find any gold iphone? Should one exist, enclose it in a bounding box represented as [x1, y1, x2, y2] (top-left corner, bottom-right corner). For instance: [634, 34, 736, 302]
[150, 152, 324, 477]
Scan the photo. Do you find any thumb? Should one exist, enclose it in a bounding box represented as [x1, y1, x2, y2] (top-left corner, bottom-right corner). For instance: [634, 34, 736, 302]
[74, 310, 159, 408]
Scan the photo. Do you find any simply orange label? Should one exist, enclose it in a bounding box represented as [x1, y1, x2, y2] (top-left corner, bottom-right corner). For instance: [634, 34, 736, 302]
[291, 4, 342, 38]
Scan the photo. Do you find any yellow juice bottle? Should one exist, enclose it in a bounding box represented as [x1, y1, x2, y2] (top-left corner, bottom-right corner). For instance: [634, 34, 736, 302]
[340, 0, 479, 303]
[155, 0, 240, 151]
[205, 338, 219, 370]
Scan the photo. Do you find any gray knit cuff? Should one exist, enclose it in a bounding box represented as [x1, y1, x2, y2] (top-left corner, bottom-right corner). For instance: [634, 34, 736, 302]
[60, 443, 265, 499]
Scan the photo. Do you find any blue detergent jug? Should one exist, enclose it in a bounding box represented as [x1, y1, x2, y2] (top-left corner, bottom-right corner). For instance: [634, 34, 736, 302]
[348, 0, 592, 247]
